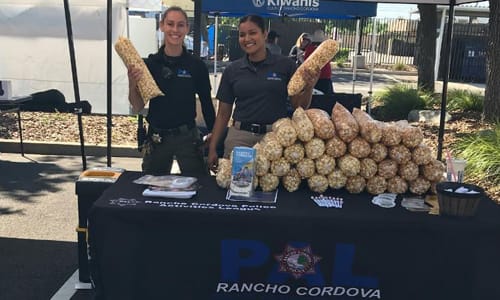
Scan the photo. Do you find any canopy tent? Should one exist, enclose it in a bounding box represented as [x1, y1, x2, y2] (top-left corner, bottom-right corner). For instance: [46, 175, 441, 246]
[0, 0, 128, 168]
[128, 0, 162, 11]
[200, 0, 377, 95]
[0, 0, 163, 168]
[0, 0, 129, 115]
[201, 0, 377, 19]
[344, 0, 476, 3]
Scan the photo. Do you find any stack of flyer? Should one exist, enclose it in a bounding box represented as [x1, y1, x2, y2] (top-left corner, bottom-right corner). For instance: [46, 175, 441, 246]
[229, 147, 256, 198]
[133, 175, 198, 199]
[226, 146, 278, 203]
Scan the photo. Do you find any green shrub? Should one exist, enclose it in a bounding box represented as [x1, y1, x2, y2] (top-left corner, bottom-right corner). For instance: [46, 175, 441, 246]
[451, 121, 500, 185]
[334, 48, 349, 62]
[336, 58, 346, 68]
[447, 89, 484, 112]
[392, 62, 407, 71]
[372, 84, 431, 121]
[421, 92, 441, 109]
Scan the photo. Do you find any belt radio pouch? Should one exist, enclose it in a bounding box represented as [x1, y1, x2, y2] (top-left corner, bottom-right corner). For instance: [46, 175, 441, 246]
[137, 115, 147, 152]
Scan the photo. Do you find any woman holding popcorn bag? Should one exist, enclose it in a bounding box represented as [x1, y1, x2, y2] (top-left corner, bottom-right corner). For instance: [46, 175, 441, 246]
[207, 15, 318, 172]
[303, 29, 334, 96]
[127, 6, 216, 175]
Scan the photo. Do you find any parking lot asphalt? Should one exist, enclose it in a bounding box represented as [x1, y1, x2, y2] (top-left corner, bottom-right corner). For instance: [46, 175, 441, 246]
[0, 153, 142, 299]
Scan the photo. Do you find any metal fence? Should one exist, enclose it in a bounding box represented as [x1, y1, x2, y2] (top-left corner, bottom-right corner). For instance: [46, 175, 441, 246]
[213, 17, 488, 83]
[439, 23, 488, 82]
[331, 18, 418, 66]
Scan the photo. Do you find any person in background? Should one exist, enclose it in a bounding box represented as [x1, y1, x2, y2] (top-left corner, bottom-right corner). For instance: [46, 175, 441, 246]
[207, 15, 317, 172]
[288, 32, 311, 66]
[266, 30, 282, 55]
[128, 6, 216, 175]
[304, 29, 334, 95]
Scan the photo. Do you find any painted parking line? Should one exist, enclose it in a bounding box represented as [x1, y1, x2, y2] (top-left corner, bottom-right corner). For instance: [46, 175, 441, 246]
[50, 270, 91, 300]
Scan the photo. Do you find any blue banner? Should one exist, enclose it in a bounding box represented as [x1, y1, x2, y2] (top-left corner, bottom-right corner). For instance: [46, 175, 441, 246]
[202, 0, 377, 19]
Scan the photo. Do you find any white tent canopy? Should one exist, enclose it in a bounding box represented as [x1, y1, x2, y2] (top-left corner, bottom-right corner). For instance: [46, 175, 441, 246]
[0, 0, 136, 114]
[129, 0, 162, 11]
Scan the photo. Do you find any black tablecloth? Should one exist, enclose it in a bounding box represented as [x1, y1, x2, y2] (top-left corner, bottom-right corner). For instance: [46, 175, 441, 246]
[88, 171, 500, 300]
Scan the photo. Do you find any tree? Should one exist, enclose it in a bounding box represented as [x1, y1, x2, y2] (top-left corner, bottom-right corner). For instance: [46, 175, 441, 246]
[484, 0, 500, 121]
[416, 4, 437, 93]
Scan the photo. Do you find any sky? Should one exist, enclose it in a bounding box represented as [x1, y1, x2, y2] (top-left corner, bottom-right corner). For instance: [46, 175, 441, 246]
[376, 2, 490, 19]
[377, 4, 417, 19]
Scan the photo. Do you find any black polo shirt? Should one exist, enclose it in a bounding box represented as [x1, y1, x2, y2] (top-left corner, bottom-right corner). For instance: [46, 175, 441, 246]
[216, 51, 296, 125]
[144, 46, 215, 131]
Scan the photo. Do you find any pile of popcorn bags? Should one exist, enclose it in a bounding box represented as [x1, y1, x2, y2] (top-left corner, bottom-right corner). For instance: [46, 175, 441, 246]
[216, 103, 445, 195]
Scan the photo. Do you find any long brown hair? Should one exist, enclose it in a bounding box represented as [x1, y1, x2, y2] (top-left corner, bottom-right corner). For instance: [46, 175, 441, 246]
[161, 6, 188, 24]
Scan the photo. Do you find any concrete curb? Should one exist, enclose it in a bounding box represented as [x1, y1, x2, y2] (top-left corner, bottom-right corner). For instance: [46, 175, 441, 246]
[334, 67, 418, 76]
[0, 139, 141, 158]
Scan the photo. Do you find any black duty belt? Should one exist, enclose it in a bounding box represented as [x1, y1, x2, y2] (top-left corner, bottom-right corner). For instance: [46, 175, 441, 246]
[150, 121, 195, 136]
[233, 121, 272, 134]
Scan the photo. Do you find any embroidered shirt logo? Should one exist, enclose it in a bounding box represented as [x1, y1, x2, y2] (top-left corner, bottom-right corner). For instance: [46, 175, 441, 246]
[275, 244, 322, 279]
[266, 72, 282, 81]
[177, 69, 192, 78]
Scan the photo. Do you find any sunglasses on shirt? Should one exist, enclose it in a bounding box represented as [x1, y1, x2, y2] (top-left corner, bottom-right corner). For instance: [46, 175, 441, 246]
[161, 66, 175, 80]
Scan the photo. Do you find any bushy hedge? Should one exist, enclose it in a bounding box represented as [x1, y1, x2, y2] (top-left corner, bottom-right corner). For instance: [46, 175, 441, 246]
[333, 48, 349, 62]
[447, 89, 484, 112]
[452, 121, 500, 185]
[372, 86, 484, 121]
[372, 84, 433, 121]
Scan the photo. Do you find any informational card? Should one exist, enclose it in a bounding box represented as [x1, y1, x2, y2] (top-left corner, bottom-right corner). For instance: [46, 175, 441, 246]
[133, 175, 197, 189]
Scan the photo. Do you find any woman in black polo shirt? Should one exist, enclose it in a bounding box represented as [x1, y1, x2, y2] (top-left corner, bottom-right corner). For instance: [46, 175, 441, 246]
[207, 15, 316, 172]
[128, 6, 215, 175]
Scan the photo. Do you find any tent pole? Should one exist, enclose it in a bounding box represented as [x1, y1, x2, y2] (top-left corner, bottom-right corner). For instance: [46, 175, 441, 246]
[352, 18, 360, 93]
[435, 7, 447, 81]
[126, 0, 130, 38]
[357, 17, 365, 55]
[193, 0, 202, 57]
[367, 17, 377, 115]
[106, 0, 112, 166]
[437, 0, 456, 161]
[213, 13, 219, 92]
[63, 0, 87, 170]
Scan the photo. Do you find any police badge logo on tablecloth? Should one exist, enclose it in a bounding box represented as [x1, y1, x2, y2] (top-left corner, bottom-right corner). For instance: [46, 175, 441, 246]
[109, 198, 141, 207]
[275, 244, 322, 279]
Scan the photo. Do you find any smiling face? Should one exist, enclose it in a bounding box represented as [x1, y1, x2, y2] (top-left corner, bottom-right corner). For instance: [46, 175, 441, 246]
[160, 10, 189, 50]
[238, 20, 267, 61]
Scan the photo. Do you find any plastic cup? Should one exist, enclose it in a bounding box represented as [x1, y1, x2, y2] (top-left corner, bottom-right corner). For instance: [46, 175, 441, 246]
[446, 159, 466, 182]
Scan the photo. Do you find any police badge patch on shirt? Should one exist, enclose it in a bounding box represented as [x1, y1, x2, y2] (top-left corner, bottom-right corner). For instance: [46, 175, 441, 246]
[266, 72, 282, 81]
